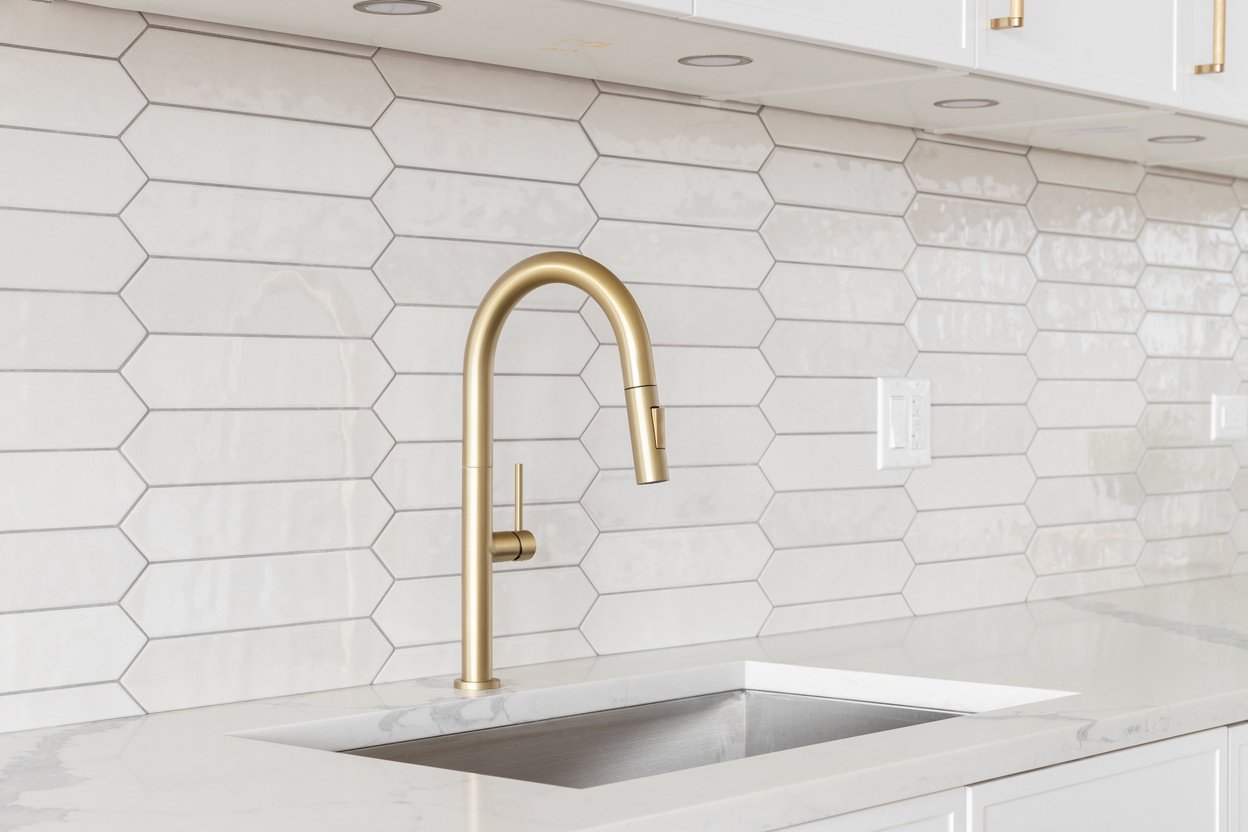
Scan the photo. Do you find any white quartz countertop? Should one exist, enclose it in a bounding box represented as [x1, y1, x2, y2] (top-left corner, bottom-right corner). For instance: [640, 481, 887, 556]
[9, 575, 1248, 831]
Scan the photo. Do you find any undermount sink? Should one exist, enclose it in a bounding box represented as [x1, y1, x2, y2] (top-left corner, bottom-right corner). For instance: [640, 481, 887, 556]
[344, 689, 961, 788]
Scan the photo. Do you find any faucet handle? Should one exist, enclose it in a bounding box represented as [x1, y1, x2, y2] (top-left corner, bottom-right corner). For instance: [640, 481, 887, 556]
[491, 462, 537, 563]
[514, 463, 524, 532]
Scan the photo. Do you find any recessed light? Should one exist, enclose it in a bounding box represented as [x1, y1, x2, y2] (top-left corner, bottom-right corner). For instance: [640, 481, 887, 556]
[933, 98, 1000, 109]
[353, 0, 441, 14]
[1147, 134, 1207, 144]
[677, 54, 753, 67]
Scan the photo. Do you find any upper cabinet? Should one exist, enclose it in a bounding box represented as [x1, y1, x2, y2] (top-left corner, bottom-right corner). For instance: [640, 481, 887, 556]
[689, 0, 975, 68]
[1183, 0, 1248, 122]
[974, 0, 1181, 106]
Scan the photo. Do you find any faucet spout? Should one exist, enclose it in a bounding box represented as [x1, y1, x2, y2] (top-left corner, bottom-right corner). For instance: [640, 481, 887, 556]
[457, 252, 668, 690]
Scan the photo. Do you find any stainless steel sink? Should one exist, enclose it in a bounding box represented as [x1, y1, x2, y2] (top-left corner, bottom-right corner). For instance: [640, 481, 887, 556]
[344, 690, 962, 788]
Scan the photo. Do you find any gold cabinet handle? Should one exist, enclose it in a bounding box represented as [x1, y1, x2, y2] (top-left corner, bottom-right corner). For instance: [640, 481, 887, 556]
[991, 0, 1024, 29]
[1197, 0, 1227, 74]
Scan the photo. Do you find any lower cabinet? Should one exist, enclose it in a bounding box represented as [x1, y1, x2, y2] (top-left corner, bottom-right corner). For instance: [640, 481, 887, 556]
[784, 790, 964, 831]
[1230, 723, 1248, 831]
[968, 728, 1227, 832]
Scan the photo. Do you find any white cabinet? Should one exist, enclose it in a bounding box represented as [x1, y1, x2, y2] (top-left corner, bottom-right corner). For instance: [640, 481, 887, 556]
[968, 728, 1227, 832]
[1230, 723, 1248, 831]
[690, 0, 974, 68]
[974, 0, 1181, 106]
[1182, 0, 1248, 122]
[784, 790, 964, 831]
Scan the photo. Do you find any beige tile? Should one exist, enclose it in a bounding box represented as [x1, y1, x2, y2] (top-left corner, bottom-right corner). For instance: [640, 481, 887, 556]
[1027, 475, 1145, 526]
[905, 141, 1035, 203]
[0, 0, 143, 56]
[1027, 148, 1143, 193]
[762, 434, 907, 491]
[762, 148, 914, 214]
[1137, 267, 1239, 314]
[1028, 380, 1146, 428]
[911, 354, 1036, 404]
[761, 488, 914, 548]
[0, 210, 144, 292]
[375, 100, 595, 182]
[583, 157, 771, 229]
[1137, 221, 1240, 270]
[904, 248, 1035, 303]
[760, 108, 915, 161]
[581, 221, 773, 289]
[0, 46, 143, 135]
[1027, 332, 1145, 379]
[1138, 175, 1242, 228]
[374, 49, 596, 118]
[904, 555, 1033, 615]
[0, 129, 143, 213]
[1137, 447, 1238, 494]
[1027, 428, 1144, 477]
[904, 194, 1035, 253]
[583, 95, 771, 170]
[762, 263, 914, 323]
[906, 300, 1034, 353]
[1138, 358, 1240, 402]
[762, 321, 916, 376]
[906, 456, 1034, 510]
[931, 405, 1035, 456]
[904, 505, 1035, 564]
[1028, 283, 1144, 332]
[124, 28, 392, 125]
[1027, 521, 1144, 574]
[761, 542, 912, 605]
[1027, 234, 1144, 286]
[1026, 184, 1143, 239]
[762, 206, 915, 267]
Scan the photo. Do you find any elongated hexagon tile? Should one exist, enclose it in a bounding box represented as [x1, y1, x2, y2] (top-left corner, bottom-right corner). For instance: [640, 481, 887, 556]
[904, 505, 1035, 564]
[584, 95, 772, 171]
[906, 141, 1035, 204]
[582, 284, 773, 347]
[763, 378, 875, 433]
[761, 595, 912, 636]
[581, 222, 773, 289]
[764, 263, 915, 324]
[904, 248, 1035, 304]
[0, 46, 144, 135]
[0, 607, 145, 694]
[584, 406, 771, 469]
[0, 685, 143, 734]
[584, 466, 772, 532]
[903, 555, 1033, 616]
[931, 405, 1036, 457]
[1029, 568, 1143, 601]
[763, 206, 914, 267]
[912, 354, 1036, 404]
[123, 620, 390, 712]
[1028, 428, 1144, 478]
[1028, 283, 1144, 332]
[1137, 221, 1240, 270]
[1138, 359, 1240, 402]
[760, 107, 915, 161]
[761, 487, 914, 549]
[1138, 267, 1239, 315]
[377, 99, 594, 183]
[1027, 332, 1145, 380]
[1138, 176, 1241, 227]
[1137, 313, 1239, 358]
[123, 550, 391, 637]
[1234, 298, 1248, 337]
[1140, 403, 1215, 447]
[1138, 447, 1238, 495]
[0, 529, 144, 614]
[140, 14, 377, 55]
[762, 434, 906, 492]
[1027, 149, 1143, 193]
[1027, 234, 1144, 287]
[123, 480, 392, 561]
[1137, 492, 1238, 540]
[584, 525, 771, 593]
[762, 148, 914, 214]
[124, 28, 393, 125]
[376, 238, 581, 308]
[0, 293, 143, 371]
[0, 210, 145, 293]
[1027, 475, 1145, 527]
[905, 456, 1034, 511]
[582, 582, 770, 654]
[761, 542, 912, 605]
[1235, 211, 1248, 249]
[1233, 471, 1248, 510]
[0, 0, 144, 56]
[0, 373, 144, 451]
[0, 129, 144, 213]
[762, 321, 916, 377]
[582, 345, 773, 406]
[583, 157, 771, 230]
[1027, 521, 1144, 575]
[375, 631, 595, 685]
[1138, 535, 1235, 585]
[0, 451, 144, 533]
[906, 300, 1034, 354]
[1026, 183, 1143, 239]
[905, 194, 1035, 253]
[1028, 381, 1145, 428]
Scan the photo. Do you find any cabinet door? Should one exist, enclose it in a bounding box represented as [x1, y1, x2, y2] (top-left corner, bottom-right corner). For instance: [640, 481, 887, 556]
[969, 729, 1227, 832]
[690, 0, 974, 68]
[975, 0, 1181, 107]
[1182, 0, 1248, 122]
[784, 790, 964, 831]
[1230, 723, 1248, 832]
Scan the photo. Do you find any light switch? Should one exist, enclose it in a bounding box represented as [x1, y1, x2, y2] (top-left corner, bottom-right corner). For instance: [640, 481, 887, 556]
[1211, 394, 1248, 440]
[878, 378, 931, 470]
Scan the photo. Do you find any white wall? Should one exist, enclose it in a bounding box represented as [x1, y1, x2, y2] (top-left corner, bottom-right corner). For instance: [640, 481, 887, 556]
[2, 0, 1247, 732]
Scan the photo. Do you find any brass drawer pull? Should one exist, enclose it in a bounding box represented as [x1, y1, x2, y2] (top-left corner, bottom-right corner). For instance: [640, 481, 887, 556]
[1196, 0, 1227, 74]
[991, 0, 1024, 29]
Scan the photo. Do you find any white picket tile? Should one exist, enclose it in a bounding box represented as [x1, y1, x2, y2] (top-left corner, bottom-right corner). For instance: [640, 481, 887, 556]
[0, 210, 144, 292]
[0, 685, 142, 735]
[761, 595, 911, 636]
[582, 346, 773, 406]
[140, 13, 377, 55]
[762, 378, 876, 433]
[374, 49, 596, 118]
[1028, 381, 1146, 427]
[0, 129, 143, 212]
[1137, 221, 1240, 270]
[1138, 358, 1240, 402]
[123, 480, 392, 560]
[0, 451, 143, 533]
[1137, 447, 1238, 494]
[375, 631, 594, 684]
[1029, 567, 1143, 601]
[0, 373, 143, 450]
[0, 45, 143, 134]
[931, 405, 1035, 457]
[911, 354, 1036, 404]
[583, 95, 772, 170]
[1027, 332, 1146, 379]
[123, 550, 391, 636]
[0, 529, 144, 613]
[1137, 267, 1240, 314]
[1028, 428, 1145, 477]
[123, 28, 392, 125]
[761, 434, 907, 491]
[583, 406, 772, 469]
[904, 194, 1035, 252]
[1028, 283, 1144, 332]
[0, 0, 143, 56]
[1139, 403, 1214, 447]
[583, 284, 772, 347]
[1137, 535, 1235, 584]
[1027, 233, 1145, 286]
[376, 99, 595, 182]
[1027, 475, 1145, 526]
[124, 106, 392, 196]
[375, 169, 594, 245]
[123, 183, 391, 267]
[762, 321, 916, 377]
[904, 506, 1035, 564]
[1138, 176, 1241, 227]
[762, 148, 914, 214]
[1027, 149, 1143, 193]
[905, 141, 1035, 203]
[583, 525, 771, 593]
[583, 466, 772, 531]
[760, 108, 915, 161]
[1137, 313, 1239, 358]
[1026, 184, 1143, 239]
[761, 542, 912, 604]
[905, 456, 1035, 510]
[123, 336, 393, 409]
[904, 555, 1033, 615]
[762, 206, 914, 268]
[122, 620, 390, 712]
[761, 488, 915, 548]
[904, 247, 1035, 303]
[0, 293, 141, 371]
[582, 158, 771, 229]
[1027, 521, 1145, 574]
[580, 221, 774, 289]
[0, 607, 144, 694]
[907, 300, 1035, 353]
[762, 263, 914, 323]
[581, 583, 770, 654]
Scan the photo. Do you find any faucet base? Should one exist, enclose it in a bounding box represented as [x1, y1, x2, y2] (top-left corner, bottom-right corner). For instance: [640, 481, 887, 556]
[454, 678, 502, 691]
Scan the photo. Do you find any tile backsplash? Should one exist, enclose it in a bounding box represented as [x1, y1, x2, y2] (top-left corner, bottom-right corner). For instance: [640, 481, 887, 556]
[4, 0, 1248, 732]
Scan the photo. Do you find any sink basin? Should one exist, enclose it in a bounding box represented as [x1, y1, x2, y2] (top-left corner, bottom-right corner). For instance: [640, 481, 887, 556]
[345, 689, 961, 788]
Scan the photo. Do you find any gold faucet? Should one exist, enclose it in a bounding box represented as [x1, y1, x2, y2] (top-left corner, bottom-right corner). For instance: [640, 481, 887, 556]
[456, 252, 669, 690]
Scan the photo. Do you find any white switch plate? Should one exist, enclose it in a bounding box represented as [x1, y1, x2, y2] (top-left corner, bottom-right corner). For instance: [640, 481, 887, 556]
[1211, 394, 1248, 440]
[877, 378, 931, 470]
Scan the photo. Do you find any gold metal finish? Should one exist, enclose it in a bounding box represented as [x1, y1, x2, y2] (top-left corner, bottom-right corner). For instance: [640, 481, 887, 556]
[1197, 0, 1227, 74]
[990, 0, 1024, 29]
[455, 252, 669, 691]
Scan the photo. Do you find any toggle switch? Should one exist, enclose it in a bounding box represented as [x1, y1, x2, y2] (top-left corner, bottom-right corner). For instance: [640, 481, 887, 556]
[877, 378, 931, 470]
